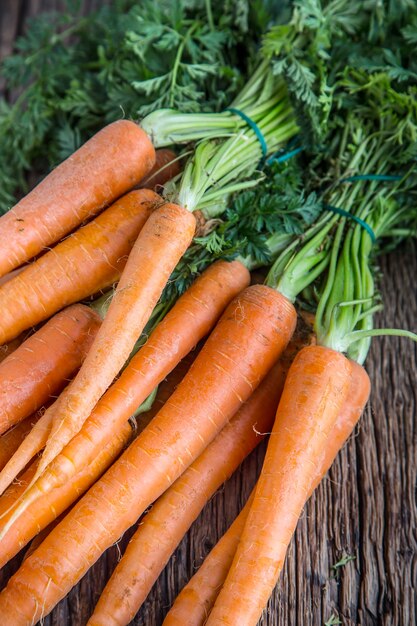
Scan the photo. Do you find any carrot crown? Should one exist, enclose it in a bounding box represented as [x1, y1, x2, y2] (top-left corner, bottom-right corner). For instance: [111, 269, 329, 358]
[140, 59, 294, 149]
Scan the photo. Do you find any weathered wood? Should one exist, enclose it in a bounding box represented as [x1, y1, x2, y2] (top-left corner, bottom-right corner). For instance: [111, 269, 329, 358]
[0, 3, 416, 626]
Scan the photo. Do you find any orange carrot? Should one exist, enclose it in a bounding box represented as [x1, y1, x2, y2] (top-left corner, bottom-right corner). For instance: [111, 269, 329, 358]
[0, 189, 159, 344]
[0, 421, 132, 569]
[0, 120, 155, 278]
[310, 359, 371, 491]
[139, 148, 181, 190]
[163, 359, 370, 626]
[0, 414, 41, 472]
[0, 303, 101, 435]
[135, 346, 202, 429]
[206, 345, 353, 626]
[163, 492, 255, 626]
[32, 203, 196, 479]
[0, 285, 296, 624]
[88, 360, 287, 626]
[0, 410, 53, 496]
[14, 260, 249, 510]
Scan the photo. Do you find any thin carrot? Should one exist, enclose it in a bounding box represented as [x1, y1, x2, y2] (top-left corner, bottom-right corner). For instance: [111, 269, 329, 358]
[0, 303, 101, 435]
[0, 414, 41, 472]
[206, 345, 352, 626]
[32, 203, 196, 479]
[0, 421, 132, 569]
[139, 148, 181, 190]
[163, 360, 370, 626]
[0, 285, 296, 624]
[0, 189, 159, 344]
[163, 492, 255, 626]
[13, 260, 248, 511]
[0, 120, 155, 278]
[0, 410, 53, 496]
[88, 360, 287, 626]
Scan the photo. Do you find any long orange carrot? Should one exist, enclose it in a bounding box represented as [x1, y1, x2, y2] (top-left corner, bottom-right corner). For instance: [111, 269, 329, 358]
[88, 360, 287, 626]
[163, 492, 255, 626]
[13, 260, 248, 507]
[0, 285, 296, 624]
[163, 360, 370, 626]
[0, 120, 155, 278]
[206, 345, 353, 626]
[0, 189, 159, 344]
[30, 202, 196, 481]
[0, 414, 41, 472]
[0, 303, 101, 435]
[0, 421, 132, 569]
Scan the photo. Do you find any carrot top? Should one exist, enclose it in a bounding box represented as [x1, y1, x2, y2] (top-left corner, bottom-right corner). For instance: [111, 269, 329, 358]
[306, 72, 417, 362]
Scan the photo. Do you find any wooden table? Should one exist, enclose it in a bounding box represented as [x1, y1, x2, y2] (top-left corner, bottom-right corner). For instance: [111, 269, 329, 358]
[0, 2, 416, 625]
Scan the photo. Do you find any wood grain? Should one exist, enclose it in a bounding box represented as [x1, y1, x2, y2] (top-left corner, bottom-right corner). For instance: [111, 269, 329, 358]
[0, 3, 416, 625]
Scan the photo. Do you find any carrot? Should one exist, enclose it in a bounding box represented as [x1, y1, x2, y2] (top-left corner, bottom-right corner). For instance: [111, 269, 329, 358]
[0, 285, 296, 623]
[34, 203, 196, 477]
[0, 120, 155, 278]
[0, 303, 101, 435]
[139, 148, 181, 190]
[0, 414, 41, 472]
[135, 346, 202, 428]
[0, 421, 132, 569]
[163, 492, 255, 626]
[88, 360, 287, 626]
[163, 360, 370, 626]
[11, 260, 248, 512]
[206, 345, 353, 626]
[310, 359, 371, 492]
[0, 189, 159, 344]
[0, 410, 53, 496]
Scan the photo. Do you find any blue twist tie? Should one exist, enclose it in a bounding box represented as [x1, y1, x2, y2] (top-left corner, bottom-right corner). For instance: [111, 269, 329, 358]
[226, 107, 268, 157]
[266, 146, 304, 166]
[325, 204, 376, 244]
[341, 174, 402, 183]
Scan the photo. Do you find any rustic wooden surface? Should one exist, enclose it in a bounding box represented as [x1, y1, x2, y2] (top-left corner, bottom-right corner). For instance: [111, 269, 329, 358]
[0, 2, 416, 625]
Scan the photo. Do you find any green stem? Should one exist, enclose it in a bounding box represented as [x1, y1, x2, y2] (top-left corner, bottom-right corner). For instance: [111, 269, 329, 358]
[346, 328, 417, 343]
[205, 0, 215, 31]
[169, 22, 200, 108]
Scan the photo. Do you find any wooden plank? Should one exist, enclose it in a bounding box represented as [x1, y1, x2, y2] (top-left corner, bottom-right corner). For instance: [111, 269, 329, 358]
[0, 3, 415, 626]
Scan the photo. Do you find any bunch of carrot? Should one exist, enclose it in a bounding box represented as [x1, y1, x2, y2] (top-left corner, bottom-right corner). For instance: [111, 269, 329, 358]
[0, 3, 416, 625]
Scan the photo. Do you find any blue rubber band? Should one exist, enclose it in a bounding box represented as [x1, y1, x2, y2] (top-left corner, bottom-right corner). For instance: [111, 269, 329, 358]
[325, 204, 376, 244]
[341, 174, 402, 183]
[266, 146, 304, 166]
[226, 107, 268, 157]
